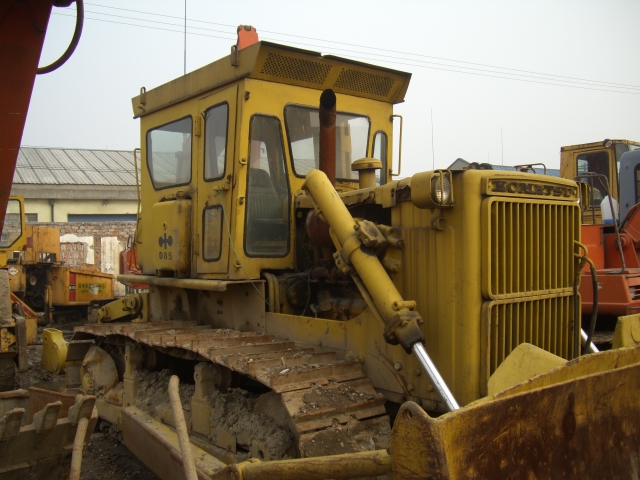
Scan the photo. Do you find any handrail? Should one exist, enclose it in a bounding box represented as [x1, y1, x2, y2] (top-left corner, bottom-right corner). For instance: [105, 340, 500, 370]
[390, 114, 403, 177]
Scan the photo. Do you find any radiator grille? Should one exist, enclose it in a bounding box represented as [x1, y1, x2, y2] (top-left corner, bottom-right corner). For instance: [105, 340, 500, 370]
[484, 199, 580, 299]
[485, 295, 577, 376]
[628, 276, 640, 300]
[260, 53, 331, 84]
[333, 68, 395, 97]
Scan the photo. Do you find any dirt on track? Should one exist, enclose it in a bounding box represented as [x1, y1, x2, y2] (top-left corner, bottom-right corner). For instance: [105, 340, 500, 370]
[14, 322, 388, 479]
[16, 324, 159, 480]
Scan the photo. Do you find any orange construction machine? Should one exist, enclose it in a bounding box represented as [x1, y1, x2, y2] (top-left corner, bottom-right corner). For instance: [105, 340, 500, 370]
[561, 141, 640, 349]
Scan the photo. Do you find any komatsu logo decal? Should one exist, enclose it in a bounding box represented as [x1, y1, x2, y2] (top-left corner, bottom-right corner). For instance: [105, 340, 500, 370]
[159, 233, 173, 248]
[490, 180, 575, 197]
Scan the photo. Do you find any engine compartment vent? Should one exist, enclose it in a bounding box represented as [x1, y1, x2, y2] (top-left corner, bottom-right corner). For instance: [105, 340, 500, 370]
[260, 53, 332, 85]
[333, 68, 396, 97]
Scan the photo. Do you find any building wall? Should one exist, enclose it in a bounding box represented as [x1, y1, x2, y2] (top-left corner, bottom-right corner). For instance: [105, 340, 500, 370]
[40, 221, 137, 269]
[60, 242, 88, 267]
[25, 199, 138, 222]
[60, 233, 95, 265]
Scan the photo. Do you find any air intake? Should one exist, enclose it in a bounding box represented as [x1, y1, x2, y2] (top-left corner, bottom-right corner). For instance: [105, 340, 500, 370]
[333, 68, 396, 97]
[260, 53, 331, 84]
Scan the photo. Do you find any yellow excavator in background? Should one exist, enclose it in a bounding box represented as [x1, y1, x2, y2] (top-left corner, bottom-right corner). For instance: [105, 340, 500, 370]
[40, 27, 640, 479]
[0, 196, 37, 390]
[560, 139, 640, 224]
[0, 197, 115, 325]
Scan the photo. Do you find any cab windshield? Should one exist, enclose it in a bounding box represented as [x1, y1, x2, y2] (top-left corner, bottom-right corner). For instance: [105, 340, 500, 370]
[284, 105, 370, 180]
[577, 150, 611, 206]
[0, 199, 22, 248]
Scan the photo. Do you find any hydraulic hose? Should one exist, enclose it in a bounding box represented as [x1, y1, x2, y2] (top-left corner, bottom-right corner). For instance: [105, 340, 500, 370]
[37, 0, 84, 74]
[574, 242, 598, 355]
[582, 256, 599, 354]
[573, 267, 581, 359]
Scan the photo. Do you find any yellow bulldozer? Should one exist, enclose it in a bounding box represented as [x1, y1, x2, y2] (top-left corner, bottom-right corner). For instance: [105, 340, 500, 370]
[0, 196, 115, 325]
[0, 196, 38, 390]
[43, 28, 640, 479]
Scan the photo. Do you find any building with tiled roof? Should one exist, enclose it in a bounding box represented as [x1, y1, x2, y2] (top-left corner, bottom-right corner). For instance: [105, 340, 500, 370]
[10, 147, 140, 222]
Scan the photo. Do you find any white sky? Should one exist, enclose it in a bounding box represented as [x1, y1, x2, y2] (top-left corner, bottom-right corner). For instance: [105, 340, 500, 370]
[22, 0, 640, 176]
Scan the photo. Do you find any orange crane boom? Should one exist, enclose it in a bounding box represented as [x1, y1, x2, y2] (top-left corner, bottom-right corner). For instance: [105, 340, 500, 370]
[0, 0, 83, 230]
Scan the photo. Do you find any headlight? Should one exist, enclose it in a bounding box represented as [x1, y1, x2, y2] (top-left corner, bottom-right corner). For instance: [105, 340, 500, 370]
[432, 174, 451, 205]
[411, 169, 454, 209]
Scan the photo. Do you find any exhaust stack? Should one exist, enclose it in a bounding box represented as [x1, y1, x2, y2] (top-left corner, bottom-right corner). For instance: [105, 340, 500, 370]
[319, 89, 336, 184]
[236, 25, 258, 50]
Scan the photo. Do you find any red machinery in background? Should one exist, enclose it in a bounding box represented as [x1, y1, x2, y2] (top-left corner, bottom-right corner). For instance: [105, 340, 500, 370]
[0, 0, 83, 230]
[119, 235, 148, 292]
[579, 151, 640, 324]
[581, 202, 640, 317]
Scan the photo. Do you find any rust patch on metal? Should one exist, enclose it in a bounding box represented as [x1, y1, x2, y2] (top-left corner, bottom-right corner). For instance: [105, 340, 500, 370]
[562, 392, 576, 440]
[391, 349, 640, 479]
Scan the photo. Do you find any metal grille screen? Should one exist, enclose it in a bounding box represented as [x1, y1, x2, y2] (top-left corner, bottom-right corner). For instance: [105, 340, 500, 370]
[485, 199, 580, 299]
[485, 295, 577, 376]
[333, 68, 396, 97]
[260, 53, 331, 84]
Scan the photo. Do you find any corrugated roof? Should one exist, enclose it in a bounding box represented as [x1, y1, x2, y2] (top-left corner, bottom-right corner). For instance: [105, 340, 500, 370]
[14, 147, 141, 186]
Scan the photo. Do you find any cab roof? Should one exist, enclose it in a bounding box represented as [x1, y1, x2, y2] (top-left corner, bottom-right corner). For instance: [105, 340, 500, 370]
[132, 41, 412, 119]
[561, 139, 640, 152]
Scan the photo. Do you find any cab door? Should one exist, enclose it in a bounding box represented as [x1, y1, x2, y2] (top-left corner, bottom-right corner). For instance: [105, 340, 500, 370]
[195, 85, 237, 275]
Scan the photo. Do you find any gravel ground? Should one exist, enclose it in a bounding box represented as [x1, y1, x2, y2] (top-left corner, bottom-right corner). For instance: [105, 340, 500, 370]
[80, 431, 159, 480]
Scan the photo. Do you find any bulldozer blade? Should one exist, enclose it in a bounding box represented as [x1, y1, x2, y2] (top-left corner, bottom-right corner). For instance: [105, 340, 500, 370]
[121, 406, 225, 480]
[0, 387, 98, 479]
[391, 345, 640, 479]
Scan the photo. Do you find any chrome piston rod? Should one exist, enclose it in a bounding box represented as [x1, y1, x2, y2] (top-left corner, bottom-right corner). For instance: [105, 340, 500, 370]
[581, 328, 599, 353]
[413, 342, 460, 411]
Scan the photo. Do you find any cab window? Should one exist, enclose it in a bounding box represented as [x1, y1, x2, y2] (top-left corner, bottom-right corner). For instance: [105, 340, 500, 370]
[202, 206, 223, 261]
[372, 131, 388, 185]
[0, 199, 22, 248]
[614, 143, 628, 176]
[204, 103, 229, 181]
[284, 105, 370, 180]
[245, 115, 290, 257]
[576, 150, 609, 206]
[146, 116, 192, 190]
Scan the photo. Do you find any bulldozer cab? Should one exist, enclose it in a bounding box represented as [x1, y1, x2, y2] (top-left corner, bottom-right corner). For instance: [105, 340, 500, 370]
[133, 41, 410, 281]
[0, 196, 26, 265]
[560, 139, 640, 224]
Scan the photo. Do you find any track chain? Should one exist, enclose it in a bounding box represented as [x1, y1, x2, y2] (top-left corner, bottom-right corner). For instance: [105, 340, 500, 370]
[75, 321, 390, 458]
